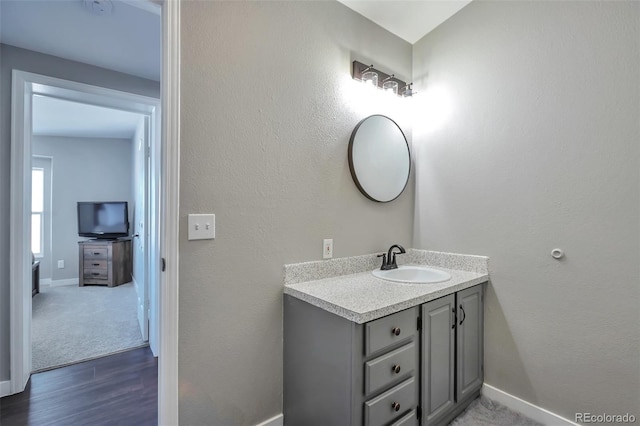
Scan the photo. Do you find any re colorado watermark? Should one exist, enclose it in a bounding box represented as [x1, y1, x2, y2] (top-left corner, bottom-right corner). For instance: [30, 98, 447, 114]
[575, 413, 636, 423]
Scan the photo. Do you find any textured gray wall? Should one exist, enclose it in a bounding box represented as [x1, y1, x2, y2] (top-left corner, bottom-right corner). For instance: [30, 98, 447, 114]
[179, 1, 414, 424]
[0, 44, 159, 381]
[32, 136, 133, 281]
[413, 1, 639, 420]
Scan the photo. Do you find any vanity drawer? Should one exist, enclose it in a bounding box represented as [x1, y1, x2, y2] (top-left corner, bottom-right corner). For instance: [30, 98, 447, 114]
[365, 308, 418, 356]
[364, 377, 416, 426]
[390, 409, 418, 426]
[365, 341, 416, 395]
[84, 246, 108, 260]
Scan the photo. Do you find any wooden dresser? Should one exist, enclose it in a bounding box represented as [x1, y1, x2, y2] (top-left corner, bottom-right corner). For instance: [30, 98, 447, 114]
[78, 239, 132, 287]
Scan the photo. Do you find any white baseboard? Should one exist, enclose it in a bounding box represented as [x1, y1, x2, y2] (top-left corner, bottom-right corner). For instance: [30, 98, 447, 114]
[0, 380, 11, 397]
[482, 383, 579, 426]
[255, 414, 283, 426]
[49, 278, 79, 287]
[40, 278, 52, 286]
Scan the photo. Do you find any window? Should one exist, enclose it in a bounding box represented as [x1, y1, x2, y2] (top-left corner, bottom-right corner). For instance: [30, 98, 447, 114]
[32, 168, 44, 256]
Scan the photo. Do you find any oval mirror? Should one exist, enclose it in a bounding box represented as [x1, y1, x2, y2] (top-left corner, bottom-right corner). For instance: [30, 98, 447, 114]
[348, 115, 410, 202]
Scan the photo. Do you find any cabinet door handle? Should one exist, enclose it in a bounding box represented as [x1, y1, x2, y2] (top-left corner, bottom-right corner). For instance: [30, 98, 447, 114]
[391, 402, 401, 412]
[451, 308, 456, 329]
[459, 305, 466, 325]
[391, 327, 401, 336]
[392, 364, 401, 374]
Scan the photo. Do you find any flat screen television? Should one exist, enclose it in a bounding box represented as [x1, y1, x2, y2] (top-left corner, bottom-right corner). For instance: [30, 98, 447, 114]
[77, 201, 129, 239]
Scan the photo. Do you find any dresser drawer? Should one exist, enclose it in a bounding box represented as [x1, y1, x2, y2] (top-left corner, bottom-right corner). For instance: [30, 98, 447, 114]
[85, 260, 107, 269]
[84, 247, 108, 260]
[365, 341, 416, 395]
[84, 268, 108, 279]
[390, 409, 418, 426]
[364, 377, 416, 426]
[365, 308, 418, 356]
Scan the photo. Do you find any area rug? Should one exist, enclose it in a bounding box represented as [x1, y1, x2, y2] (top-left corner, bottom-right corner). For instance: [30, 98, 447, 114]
[31, 282, 146, 372]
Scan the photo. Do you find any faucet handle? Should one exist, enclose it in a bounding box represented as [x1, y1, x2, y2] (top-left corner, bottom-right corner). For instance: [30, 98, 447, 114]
[377, 253, 387, 269]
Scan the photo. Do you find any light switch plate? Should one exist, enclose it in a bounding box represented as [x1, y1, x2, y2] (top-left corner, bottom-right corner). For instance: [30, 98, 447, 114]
[188, 214, 215, 240]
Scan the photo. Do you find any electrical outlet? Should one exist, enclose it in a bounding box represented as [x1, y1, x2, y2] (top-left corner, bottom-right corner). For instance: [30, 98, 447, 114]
[188, 214, 215, 240]
[323, 239, 333, 259]
[57, 260, 64, 269]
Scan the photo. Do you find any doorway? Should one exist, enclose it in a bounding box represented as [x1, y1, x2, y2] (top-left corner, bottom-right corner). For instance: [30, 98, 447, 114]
[5, 1, 179, 422]
[29, 97, 152, 371]
[9, 70, 161, 384]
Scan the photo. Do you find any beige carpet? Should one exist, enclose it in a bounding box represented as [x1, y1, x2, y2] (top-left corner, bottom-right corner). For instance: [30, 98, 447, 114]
[31, 282, 146, 372]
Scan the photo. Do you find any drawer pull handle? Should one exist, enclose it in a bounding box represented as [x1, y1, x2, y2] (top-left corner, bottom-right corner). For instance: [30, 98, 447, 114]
[391, 327, 401, 336]
[93, 252, 100, 255]
[92, 263, 100, 266]
[391, 402, 401, 412]
[91, 272, 100, 276]
[392, 364, 401, 374]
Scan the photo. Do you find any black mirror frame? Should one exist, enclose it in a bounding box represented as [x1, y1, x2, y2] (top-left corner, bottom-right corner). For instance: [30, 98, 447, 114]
[348, 114, 411, 203]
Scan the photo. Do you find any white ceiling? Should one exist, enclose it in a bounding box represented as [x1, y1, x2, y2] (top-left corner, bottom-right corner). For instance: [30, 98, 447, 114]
[0, 0, 161, 81]
[337, 0, 472, 44]
[32, 95, 144, 139]
[0, 0, 467, 84]
[2, 1, 468, 141]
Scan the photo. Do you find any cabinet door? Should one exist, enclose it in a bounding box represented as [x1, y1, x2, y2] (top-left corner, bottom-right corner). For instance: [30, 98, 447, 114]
[421, 294, 455, 425]
[456, 285, 484, 402]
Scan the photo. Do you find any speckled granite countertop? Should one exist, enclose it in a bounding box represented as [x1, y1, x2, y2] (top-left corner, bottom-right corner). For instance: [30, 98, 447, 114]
[283, 249, 489, 324]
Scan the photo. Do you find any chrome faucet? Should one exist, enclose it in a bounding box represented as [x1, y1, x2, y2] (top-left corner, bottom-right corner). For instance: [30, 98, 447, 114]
[377, 244, 406, 270]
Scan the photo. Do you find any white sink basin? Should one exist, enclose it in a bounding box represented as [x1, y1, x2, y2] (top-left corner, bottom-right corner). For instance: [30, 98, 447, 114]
[372, 265, 452, 284]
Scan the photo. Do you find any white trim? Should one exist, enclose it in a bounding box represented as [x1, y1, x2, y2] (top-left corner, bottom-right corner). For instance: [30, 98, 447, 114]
[10, 69, 33, 394]
[40, 278, 52, 286]
[49, 278, 79, 287]
[482, 383, 579, 426]
[0, 380, 11, 398]
[255, 414, 284, 426]
[158, 0, 180, 424]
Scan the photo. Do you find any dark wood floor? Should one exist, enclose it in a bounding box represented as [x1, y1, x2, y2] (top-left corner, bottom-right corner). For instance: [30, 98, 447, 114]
[0, 346, 157, 426]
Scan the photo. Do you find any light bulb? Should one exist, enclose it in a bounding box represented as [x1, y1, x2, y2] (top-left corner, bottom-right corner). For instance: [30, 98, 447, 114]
[361, 71, 378, 88]
[383, 80, 398, 95]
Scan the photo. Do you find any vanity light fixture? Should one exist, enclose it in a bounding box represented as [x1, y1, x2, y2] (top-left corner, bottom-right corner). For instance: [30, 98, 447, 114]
[352, 60, 413, 97]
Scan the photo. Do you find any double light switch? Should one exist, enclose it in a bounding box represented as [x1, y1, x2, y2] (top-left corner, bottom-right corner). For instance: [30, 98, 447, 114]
[188, 214, 215, 240]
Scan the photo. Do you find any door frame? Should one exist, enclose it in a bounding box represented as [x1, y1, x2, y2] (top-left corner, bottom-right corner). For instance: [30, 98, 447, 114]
[9, 1, 179, 423]
[159, 0, 180, 423]
[10, 69, 160, 376]
[9, 5, 180, 417]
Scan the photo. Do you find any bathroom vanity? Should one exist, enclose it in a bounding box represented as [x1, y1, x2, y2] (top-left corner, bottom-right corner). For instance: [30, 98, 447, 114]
[283, 249, 488, 426]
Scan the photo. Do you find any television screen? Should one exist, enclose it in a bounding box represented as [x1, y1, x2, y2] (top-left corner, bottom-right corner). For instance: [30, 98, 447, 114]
[77, 201, 129, 239]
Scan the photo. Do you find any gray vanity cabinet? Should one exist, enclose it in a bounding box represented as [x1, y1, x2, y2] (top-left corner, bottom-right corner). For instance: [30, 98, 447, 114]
[421, 294, 456, 424]
[284, 283, 484, 426]
[422, 285, 484, 426]
[284, 296, 420, 426]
